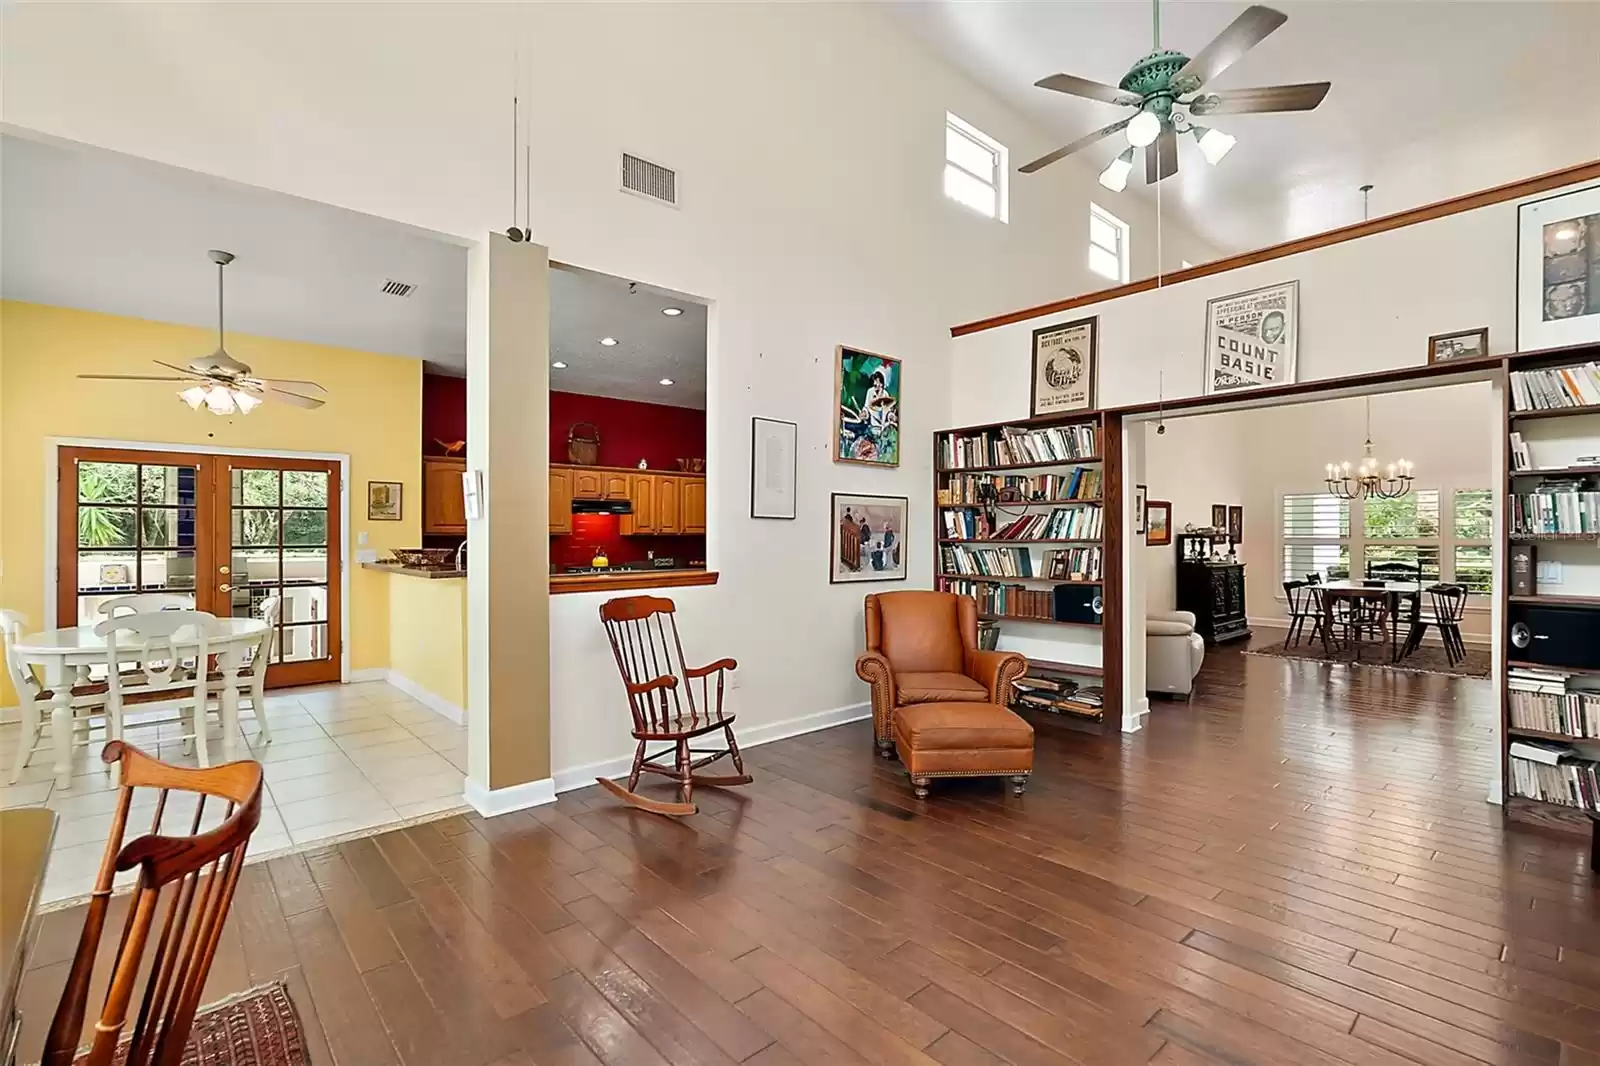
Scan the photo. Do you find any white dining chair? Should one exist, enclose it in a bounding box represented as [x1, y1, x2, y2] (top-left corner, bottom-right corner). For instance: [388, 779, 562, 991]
[97, 593, 193, 618]
[2, 609, 110, 784]
[94, 610, 216, 770]
[206, 595, 279, 745]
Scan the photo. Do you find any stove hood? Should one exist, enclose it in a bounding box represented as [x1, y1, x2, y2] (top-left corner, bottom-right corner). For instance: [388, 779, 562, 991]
[572, 499, 633, 515]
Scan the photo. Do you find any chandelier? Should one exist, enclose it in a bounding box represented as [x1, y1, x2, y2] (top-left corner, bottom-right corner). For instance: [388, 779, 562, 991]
[1325, 397, 1413, 500]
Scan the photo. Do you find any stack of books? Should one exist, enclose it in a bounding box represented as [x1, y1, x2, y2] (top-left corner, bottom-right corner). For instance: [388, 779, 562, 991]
[938, 467, 1100, 505]
[939, 544, 1033, 577]
[941, 509, 995, 540]
[1511, 478, 1600, 534]
[1510, 363, 1600, 411]
[1043, 545, 1103, 581]
[939, 423, 1098, 469]
[1509, 740, 1600, 813]
[1508, 667, 1600, 738]
[989, 506, 1103, 541]
[940, 581, 1053, 620]
[1509, 431, 1532, 472]
[1010, 675, 1104, 719]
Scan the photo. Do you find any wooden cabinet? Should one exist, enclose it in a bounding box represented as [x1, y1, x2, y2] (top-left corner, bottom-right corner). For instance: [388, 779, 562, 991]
[549, 468, 572, 535]
[422, 457, 467, 535]
[571, 469, 604, 500]
[1176, 561, 1250, 645]
[681, 478, 706, 534]
[621, 474, 655, 535]
[655, 475, 682, 533]
[603, 473, 630, 500]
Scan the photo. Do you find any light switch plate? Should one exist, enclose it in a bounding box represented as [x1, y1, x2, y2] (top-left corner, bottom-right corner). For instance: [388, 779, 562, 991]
[1536, 560, 1562, 584]
[358, 531, 369, 546]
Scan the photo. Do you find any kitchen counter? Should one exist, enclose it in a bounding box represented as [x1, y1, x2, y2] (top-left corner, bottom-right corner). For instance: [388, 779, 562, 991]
[361, 562, 465, 579]
[550, 567, 717, 595]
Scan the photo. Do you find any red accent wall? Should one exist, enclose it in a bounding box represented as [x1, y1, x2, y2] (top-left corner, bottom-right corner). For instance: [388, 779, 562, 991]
[549, 392, 705, 470]
[550, 515, 705, 568]
[422, 373, 467, 456]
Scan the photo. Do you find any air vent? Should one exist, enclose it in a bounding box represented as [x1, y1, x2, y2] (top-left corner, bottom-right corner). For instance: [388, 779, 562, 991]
[621, 153, 678, 207]
[381, 279, 416, 297]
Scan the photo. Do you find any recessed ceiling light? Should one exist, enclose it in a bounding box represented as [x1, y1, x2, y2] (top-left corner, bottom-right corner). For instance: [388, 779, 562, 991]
[659, 377, 674, 386]
[552, 361, 567, 369]
[661, 307, 683, 317]
[599, 336, 618, 346]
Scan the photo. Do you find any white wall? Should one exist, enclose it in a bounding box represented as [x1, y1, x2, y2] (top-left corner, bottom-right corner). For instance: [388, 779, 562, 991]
[1142, 411, 1246, 614]
[0, 2, 1216, 780]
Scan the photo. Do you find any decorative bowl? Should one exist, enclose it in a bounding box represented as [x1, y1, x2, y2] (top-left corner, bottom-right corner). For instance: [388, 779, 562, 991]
[388, 548, 456, 569]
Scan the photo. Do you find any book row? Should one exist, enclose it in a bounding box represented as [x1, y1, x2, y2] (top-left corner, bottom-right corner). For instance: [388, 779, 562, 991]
[1510, 363, 1600, 412]
[1510, 488, 1600, 535]
[937, 467, 1101, 505]
[938, 580, 1056, 621]
[1509, 751, 1600, 814]
[939, 423, 1098, 469]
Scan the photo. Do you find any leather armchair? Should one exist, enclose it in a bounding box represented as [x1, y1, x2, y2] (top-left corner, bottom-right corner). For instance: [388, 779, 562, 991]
[855, 591, 1027, 757]
[1147, 609, 1205, 698]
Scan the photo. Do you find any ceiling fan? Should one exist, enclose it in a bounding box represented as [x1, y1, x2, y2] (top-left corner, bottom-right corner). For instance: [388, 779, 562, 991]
[1019, 1, 1330, 190]
[77, 250, 329, 415]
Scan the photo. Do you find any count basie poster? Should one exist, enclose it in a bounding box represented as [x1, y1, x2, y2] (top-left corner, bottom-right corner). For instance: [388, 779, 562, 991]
[1203, 280, 1299, 395]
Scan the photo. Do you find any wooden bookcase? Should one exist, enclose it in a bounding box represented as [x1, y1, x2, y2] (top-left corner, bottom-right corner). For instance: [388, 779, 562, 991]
[1502, 345, 1600, 863]
[932, 409, 1122, 726]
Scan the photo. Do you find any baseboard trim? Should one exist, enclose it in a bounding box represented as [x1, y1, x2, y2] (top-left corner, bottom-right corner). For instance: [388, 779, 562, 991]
[1122, 697, 1150, 735]
[380, 670, 466, 725]
[347, 668, 388, 684]
[552, 700, 871, 794]
[464, 776, 556, 817]
[1246, 616, 1490, 648]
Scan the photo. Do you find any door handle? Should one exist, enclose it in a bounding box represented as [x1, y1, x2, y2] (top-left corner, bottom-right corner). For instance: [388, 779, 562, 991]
[218, 584, 232, 592]
[218, 566, 230, 575]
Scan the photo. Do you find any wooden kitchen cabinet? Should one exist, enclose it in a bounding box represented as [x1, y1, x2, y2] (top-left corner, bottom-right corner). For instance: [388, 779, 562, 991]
[422, 456, 467, 535]
[621, 474, 655, 535]
[603, 473, 630, 500]
[571, 468, 604, 499]
[549, 467, 572, 534]
[681, 478, 706, 534]
[655, 475, 682, 533]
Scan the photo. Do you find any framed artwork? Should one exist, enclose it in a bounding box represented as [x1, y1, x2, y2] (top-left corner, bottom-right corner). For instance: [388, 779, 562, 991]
[1030, 316, 1097, 416]
[1227, 505, 1243, 542]
[1145, 500, 1172, 546]
[1134, 483, 1148, 535]
[1210, 504, 1228, 530]
[1427, 327, 1488, 363]
[750, 417, 797, 519]
[1517, 185, 1600, 350]
[830, 493, 907, 583]
[367, 481, 402, 521]
[1203, 280, 1299, 395]
[835, 345, 900, 466]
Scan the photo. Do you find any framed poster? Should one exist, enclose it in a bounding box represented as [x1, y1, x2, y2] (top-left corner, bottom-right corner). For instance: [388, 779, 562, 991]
[1210, 504, 1228, 530]
[1145, 500, 1172, 546]
[1203, 280, 1299, 395]
[750, 417, 797, 519]
[1427, 327, 1489, 363]
[835, 346, 900, 466]
[1517, 186, 1600, 350]
[830, 493, 907, 583]
[1134, 484, 1148, 535]
[1030, 317, 1097, 416]
[367, 481, 402, 521]
[1227, 505, 1243, 542]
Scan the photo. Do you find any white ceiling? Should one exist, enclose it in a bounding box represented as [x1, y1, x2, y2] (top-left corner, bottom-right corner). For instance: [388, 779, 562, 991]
[549, 265, 708, 410]
[887, 1, 1600, 253]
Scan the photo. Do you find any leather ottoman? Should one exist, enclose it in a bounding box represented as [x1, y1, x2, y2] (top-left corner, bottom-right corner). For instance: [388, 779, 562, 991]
[891, 701, 1033, 799]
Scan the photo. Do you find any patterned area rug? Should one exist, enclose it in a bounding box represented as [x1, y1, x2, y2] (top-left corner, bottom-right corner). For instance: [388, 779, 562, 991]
[70, 983, 308, 1066]
[1246, 639, 1491, 679]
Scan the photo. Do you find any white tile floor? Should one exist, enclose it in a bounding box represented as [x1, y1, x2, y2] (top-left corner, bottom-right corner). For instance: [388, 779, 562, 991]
[0, 680, 468, 906]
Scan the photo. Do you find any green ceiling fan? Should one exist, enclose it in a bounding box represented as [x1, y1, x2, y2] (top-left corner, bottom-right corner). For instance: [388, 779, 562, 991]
[1020, 1, 1330, 189]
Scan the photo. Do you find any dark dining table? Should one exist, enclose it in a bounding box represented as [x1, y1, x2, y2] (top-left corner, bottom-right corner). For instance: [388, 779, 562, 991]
[1316, 580, 1423, 662]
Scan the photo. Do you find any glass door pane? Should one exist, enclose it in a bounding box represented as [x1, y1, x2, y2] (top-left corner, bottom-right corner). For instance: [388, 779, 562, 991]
[71, 455, 201, 626]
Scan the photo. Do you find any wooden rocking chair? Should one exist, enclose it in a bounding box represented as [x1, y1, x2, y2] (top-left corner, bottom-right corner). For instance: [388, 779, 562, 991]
[598, 595, 751, 816]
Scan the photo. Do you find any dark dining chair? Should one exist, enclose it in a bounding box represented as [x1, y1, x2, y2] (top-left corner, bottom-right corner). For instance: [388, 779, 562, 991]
[1400, 584, 1469, 666]
[1343, 596, 1392, 664]
[1282, 580, 1323, 647]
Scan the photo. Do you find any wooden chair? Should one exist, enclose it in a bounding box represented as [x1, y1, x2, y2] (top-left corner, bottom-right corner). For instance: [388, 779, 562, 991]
[1282, 579, 1323, 647]
[40, 741, 263, 1066]
[97, 594, 193, 619]
[597, 595, 750, 816]
[96, 611, 216, 771]
[2, 609, 109, 784]
[1343, 596, 1392, 664]
[1400, 584, 1469, 665]
[205, 595, 280, 745]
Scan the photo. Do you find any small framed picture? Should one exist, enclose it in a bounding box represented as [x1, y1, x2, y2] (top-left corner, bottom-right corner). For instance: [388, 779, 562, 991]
[1210, 504, 1228, 530]
[831, 493, 907, 583]
[1134, 484, 1148, 536]
[751, 417, 798, 519]
[1426, 327, 1489, 364]
[1227, 505, 1243, 542]
[368, 481, 402, 521]
[1030, 316, 1098, 416]
[1146, 500, 1172, 546]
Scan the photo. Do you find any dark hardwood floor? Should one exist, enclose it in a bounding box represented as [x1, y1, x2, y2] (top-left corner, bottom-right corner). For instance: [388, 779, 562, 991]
[18, 646, 1600, 1066]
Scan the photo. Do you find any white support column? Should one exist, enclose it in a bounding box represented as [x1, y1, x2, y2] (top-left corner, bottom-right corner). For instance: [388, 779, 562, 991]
[1122, 419, 1150, 734]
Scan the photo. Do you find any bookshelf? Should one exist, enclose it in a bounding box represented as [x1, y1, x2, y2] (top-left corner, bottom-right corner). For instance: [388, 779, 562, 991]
[1502, 348, 1600, 862]
[933, 409, 1123, 730]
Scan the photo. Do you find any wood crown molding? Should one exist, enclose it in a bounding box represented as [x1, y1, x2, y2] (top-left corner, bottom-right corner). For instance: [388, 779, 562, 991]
[951, 158, 1600, 338]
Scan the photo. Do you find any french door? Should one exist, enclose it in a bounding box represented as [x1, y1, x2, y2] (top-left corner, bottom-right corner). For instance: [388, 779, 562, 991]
[57, 446, 342, 687]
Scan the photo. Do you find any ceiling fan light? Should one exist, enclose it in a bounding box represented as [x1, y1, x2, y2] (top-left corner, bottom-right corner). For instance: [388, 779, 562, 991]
[1097, 148, 1135, 192]
[179, 385, 208, 410]
[1126, 109, 1162, 148]
[203, 384, 237, 415]
[1194, 125, 1236, 165]
[232, 389, 262, 413]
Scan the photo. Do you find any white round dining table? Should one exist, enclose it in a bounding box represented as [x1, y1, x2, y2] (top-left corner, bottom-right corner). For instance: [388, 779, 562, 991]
[13, 618, 268, 788]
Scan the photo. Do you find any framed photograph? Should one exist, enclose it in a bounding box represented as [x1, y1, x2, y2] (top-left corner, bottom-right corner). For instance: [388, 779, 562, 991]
[835, 345, 900, 466]
[1227, 505, 1243, 542]
[1030, 316, 1097, 416]
[1204, 280, 1299, 395]
[1146, 500, 1172, 546]
[367, 481, 402, 521]
[1210, 504, 1228, 530]
[830, 493, 907, 583]
[1134, 484, 1148, 535]
[750, 417, 797, 519]
[1517, 186, 1600, 350]
[1427, 327, 1489, 364]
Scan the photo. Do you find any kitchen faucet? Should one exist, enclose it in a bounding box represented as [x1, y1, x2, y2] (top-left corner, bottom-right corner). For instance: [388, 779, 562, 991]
[454, 541, 467, 573]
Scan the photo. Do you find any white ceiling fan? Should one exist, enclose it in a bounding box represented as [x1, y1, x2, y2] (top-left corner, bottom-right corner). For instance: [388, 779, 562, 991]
[77, 250, 329, 415]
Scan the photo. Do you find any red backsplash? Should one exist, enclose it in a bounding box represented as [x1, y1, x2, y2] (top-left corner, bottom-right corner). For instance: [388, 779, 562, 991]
[550, 513, 705, 568]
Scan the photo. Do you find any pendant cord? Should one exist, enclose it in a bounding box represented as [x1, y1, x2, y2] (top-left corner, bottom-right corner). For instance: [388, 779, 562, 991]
[1152, 0, 1161, 48]
[216, 261, 225, 350]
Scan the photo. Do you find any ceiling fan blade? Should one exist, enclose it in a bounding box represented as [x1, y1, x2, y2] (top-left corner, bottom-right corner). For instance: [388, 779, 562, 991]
[256, 378, 329, 394]
[267, 388, 326, 410]
[1019, 118, 1132, 174]
[1145, 127, 1179, 184]
[1171, 5, 1287, 94]
[1190, 81, 1331, 115]
[153, 360, 203, 377]
[77, 374, 192, 382]
[1034, 73, 1142, 108]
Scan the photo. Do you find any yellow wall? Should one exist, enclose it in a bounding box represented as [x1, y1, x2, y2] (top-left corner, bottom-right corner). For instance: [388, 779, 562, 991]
[386, 572, 467, 711]
[0, 301, 423, 702]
